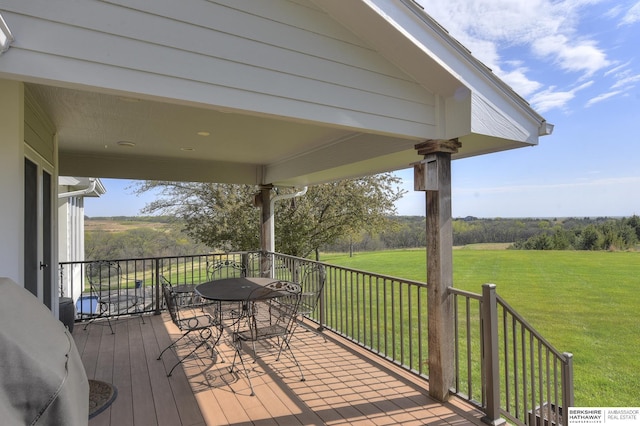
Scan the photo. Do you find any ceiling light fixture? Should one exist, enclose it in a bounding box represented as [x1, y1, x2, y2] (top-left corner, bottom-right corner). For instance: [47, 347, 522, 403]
[180, 147, 195, 152]
[117, 141, 136, 148]
[197, 131, 210, 137]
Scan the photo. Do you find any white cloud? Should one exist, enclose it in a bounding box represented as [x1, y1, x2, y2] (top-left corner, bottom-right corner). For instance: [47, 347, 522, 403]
[585, 90, 623, 107]
[620, 1, 640, 26]
[605, 5, 626, 20]
[420, 0, 613, 112]
[500, 67, 543, 97]
[532, 35, 610, 76]
[611, 72, 640, 89]
[604, 61, 632, 77]
[529, 81, 593, 112]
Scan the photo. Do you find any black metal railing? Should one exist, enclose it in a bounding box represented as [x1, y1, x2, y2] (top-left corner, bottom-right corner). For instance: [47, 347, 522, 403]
[269, 252, 430, 376]
[60, 251, 573, 425]
[59, 252, 262, 320]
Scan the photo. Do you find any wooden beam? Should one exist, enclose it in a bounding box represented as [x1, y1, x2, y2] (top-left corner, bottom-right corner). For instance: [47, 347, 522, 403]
[414, 140, 458, 402]
[415, 139, 461, 156]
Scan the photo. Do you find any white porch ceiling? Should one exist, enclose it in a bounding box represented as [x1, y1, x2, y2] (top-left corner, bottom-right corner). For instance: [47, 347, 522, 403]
[28, 83, 422, 187]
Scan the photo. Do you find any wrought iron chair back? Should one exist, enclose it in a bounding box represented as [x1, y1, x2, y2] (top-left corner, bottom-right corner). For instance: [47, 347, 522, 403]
[206, 259, 247, 319]
[206, 259, 246, 280]
[298, 263, 326, 319]
[159, 274, 172, 288]
[160, 274, 198, 307]
[157, 284, 222, 376]
[83, 261, 144, 333]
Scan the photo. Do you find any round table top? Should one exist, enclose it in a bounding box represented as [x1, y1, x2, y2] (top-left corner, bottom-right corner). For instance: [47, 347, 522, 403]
[195, 277, 280, 302]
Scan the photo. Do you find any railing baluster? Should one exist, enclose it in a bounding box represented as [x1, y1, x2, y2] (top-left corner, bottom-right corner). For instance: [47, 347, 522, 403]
[399, 279, 404, 366]
[453, 294, 460, 393]
[466, 297, 473, 400]
[503, 305, 510, 416]
[513, 314, 519, 420]
[154, 258, 161, 314]
[391, 279, 396, 361]
[408, 282, 412, 371]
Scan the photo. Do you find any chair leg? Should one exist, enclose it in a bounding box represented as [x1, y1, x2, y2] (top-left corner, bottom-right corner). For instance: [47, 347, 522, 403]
[229, 340, 255, 396]
[83, 301, 115, 334]
[161, 327, 223, 377]
[167, 337, 211, 376]
[157, 333, 191, 360]
[276, 335, 305, 382]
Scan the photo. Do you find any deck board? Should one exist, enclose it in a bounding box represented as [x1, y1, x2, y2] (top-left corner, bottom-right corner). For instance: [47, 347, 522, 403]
[111, 320, 134, 426]
[75, 313, 487, 426]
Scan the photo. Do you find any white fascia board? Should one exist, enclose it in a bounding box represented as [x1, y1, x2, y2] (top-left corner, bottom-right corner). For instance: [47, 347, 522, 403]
[318, 0, 549, 143]
[393, 0, 549, 137]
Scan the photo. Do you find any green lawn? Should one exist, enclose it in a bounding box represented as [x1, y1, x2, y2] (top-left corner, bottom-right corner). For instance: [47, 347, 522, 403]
[321, 249, 640, 407]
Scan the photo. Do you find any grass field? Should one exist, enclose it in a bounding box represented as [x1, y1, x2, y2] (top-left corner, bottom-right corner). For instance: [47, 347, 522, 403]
[321, 249, 640, 407]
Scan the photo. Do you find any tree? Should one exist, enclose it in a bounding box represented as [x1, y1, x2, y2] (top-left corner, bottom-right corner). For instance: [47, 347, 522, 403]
[133, 173, 405, 259]
[578, 225, 603, 250]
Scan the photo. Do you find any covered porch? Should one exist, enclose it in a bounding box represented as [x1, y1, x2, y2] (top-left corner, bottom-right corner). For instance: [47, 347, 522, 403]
[0, 1, 558, 424]
[75, 313, 485, 426]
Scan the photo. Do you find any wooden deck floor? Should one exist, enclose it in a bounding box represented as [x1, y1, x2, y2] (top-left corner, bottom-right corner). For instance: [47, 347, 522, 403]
[73, 312, 486, 426]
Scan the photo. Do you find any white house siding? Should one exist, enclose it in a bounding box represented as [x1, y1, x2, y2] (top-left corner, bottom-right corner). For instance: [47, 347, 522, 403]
[57, 195, 84, 301]
[0, 0, 437, 139]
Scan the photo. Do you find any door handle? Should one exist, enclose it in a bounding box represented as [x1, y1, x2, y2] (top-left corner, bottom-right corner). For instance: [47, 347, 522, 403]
[40, 262, 48, 270]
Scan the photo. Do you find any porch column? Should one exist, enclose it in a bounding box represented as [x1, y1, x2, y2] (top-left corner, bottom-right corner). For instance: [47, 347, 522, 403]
[413, 139, 461, 401]
[257, 184, 273, 277]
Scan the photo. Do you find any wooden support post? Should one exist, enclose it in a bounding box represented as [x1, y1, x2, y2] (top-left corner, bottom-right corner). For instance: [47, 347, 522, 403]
[414, 139, 460, 402]
[258, 185, 273, 277]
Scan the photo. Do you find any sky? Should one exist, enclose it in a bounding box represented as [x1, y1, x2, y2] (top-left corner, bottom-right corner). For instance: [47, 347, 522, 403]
[85, 0, 640, 219]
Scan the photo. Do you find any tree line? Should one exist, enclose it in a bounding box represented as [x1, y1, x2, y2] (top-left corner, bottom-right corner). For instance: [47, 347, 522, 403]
[325, 215, 640, 252]
[85, 223, 209, 261]
[509, 216, 640, 250]
[85, 214, 640, 260]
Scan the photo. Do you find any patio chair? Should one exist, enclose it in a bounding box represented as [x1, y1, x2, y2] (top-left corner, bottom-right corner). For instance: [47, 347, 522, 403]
[157, 283, 222, 376]
[160, 274, 198, 307]
[206, 258, 247, 319]
[229, 281, 304, 395]
[295, 263, 327, 340]
[83, 261, 144, 334]
[207, 258, 246, 280]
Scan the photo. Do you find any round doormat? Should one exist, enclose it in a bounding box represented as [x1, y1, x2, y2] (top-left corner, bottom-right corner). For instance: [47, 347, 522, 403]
[88, 379, 118, 419]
